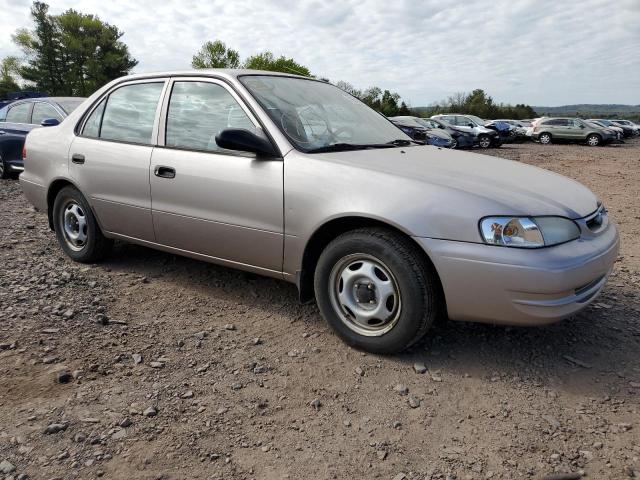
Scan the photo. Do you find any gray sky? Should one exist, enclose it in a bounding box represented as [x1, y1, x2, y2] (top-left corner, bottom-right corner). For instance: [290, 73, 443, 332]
[1, 0, 639, 106]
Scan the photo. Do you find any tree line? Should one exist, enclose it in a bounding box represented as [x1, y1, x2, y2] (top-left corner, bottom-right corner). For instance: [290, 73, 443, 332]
[414, 89, 537, 120]
[3, 1, 537, 121]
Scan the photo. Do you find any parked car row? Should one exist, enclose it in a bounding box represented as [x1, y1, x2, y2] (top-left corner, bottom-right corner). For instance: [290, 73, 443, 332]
[387, 114, 639, 150]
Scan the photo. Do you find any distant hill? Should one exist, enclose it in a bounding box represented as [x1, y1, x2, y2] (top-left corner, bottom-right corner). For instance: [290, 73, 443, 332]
[532, 104, 640, 119]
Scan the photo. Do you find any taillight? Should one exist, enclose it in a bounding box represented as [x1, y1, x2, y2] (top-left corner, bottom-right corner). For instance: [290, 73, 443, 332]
[22, 146, 26, 160]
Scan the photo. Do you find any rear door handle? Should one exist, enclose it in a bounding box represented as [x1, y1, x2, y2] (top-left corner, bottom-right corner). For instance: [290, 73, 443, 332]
[154, 166, 176, 179]
[71, 153, 85, 164]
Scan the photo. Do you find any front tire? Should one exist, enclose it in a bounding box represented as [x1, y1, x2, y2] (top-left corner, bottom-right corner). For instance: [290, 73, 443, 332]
[53, 186, 113, 263]
[586, 133, 601, 147]
[478, 134, 491, 149]
[314, 228, 440, 354]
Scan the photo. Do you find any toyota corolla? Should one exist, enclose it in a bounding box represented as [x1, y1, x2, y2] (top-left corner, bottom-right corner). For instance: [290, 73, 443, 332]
[19, 70, 619, 353]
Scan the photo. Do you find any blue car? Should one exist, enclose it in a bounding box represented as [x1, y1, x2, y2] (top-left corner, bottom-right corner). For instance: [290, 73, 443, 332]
[389, 117, 456, 148]
[0, 97, 85, 178]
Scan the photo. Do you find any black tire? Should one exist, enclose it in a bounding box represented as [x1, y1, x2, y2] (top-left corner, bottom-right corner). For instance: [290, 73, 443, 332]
[586, 133, 601, 147]
[52, 186, 113, 263]
[538, 132, 552, 145]
[0, 155, 10, 180]
[477, 134, 491, 149]
[314, 228, 440, 354]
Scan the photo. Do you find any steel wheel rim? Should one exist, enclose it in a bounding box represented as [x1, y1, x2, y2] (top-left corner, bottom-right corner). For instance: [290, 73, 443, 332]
[540, 134, 550, 144]
[588, 136, 598, 146]
[0, 159, 4, 177]
[479, 137, 490, 148]
[328, 254, 402, 337]
[61, 200, 88, 251]
[451, 139, 458, 149]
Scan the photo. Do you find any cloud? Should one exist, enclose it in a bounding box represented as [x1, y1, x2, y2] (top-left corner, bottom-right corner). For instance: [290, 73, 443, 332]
[0, 0, 638, 105]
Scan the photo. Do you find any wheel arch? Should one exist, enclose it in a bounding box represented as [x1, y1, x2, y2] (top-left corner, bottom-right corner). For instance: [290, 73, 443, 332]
[46, 178, 88, 230]
[297, 215, 445, 306]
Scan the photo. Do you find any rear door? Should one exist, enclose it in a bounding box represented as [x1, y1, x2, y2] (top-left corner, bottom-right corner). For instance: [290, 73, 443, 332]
[69, 80, 167, 241]
[149, 77, 284, 273]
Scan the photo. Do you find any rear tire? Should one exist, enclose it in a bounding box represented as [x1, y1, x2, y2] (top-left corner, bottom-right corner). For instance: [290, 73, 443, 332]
[314, 228, 440, 354]
[538, 132, 552, 145]
[586, 133, 601, 147]
[52, 186, 113, 263]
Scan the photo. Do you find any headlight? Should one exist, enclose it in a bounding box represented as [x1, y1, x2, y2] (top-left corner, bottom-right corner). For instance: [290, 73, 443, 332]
[479, 217, 580, 248]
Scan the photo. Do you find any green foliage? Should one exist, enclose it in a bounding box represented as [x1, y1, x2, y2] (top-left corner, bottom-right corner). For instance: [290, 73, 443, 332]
[417, 89, 537, 120]
[14, 1, 137, 96]
[0, 56, 22, 98]
[534, 104, 640, 122]
[192, 40, 240, 69]
[243, 52, 311, 76]
[335, 81, 410, 116]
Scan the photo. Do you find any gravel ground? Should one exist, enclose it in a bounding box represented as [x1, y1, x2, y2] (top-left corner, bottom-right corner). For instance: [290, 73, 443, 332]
[1, 139, 639, 480]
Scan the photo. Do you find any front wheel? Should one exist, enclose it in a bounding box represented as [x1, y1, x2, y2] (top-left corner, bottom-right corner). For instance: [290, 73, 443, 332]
[586, 134, 601, 147]
[477, 134, 491, 149]
[53, 186, 113, 263]
[314, 228, 440, 354]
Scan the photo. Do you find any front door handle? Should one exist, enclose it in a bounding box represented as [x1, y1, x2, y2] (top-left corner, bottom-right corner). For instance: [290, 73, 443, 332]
[71, 153, 85, 164]
[154, 166, 176, 179]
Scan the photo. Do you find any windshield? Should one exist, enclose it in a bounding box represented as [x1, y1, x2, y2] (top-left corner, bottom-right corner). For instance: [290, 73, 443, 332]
[240, 76, 412, 152]
[56, 98, 86, 114]
[466, 115, 486, 126]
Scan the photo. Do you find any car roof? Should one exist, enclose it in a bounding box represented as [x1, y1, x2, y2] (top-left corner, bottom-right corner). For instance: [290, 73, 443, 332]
[116, 69, 310, 83]
[9, 96, 85, 104]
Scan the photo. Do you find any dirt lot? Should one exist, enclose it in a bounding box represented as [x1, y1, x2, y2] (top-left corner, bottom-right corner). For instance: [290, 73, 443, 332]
[1, 139, 639, 480]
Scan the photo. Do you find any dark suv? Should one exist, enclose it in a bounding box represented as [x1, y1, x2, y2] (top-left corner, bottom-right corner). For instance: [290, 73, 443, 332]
[532, 118, 614, 147]
[0, 97, 85, 178]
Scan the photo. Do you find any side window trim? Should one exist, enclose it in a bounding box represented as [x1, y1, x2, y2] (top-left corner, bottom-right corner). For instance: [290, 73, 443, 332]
[78, 78, 168, 146]
[157, 77, 261, 150]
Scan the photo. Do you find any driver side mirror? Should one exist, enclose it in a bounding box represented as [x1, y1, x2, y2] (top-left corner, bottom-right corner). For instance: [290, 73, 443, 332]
[467, 123, 475, 128]
[41, 118, 60, 127]
[215, 129, 278, 157]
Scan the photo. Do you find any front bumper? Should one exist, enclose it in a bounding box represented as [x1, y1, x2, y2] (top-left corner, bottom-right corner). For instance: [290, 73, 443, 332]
[415, 222, 619, 326]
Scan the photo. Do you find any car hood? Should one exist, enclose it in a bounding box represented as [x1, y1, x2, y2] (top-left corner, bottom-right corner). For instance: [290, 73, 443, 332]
[314, 146, 598, 219]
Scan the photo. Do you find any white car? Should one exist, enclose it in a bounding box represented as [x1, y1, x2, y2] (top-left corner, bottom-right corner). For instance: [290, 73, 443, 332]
[431, 114, 501, 148]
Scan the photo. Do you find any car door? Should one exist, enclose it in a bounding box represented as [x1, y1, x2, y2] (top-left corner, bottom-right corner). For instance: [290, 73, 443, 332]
[69, 79, 167, 241]
[149, 78, 284, 274]
[566, 119, 584, 139]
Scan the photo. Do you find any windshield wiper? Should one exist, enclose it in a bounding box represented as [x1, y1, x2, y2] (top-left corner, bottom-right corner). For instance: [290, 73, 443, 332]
[306, 142, 398, 154]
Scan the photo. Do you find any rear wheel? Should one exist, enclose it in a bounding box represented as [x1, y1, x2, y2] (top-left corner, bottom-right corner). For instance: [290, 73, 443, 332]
[53, 186, 113, 263]
[539, 132, 552, 145]
[586, 133, 601, 147]
[314, 228, 440, 354]
[478, 134, 491, 149]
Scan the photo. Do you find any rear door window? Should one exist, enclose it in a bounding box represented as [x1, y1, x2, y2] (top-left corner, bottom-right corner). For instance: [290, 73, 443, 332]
[100, 82, 164, 144]
[81, 99, 106, 138]
[5, 102, 32, 124]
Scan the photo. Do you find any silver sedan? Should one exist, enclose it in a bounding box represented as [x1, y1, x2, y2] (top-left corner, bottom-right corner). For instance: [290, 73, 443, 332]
[20, 70, 619, 353]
